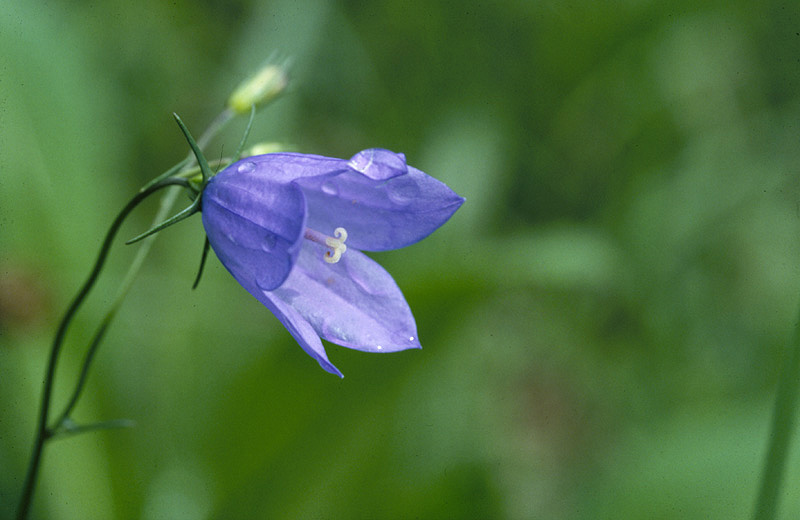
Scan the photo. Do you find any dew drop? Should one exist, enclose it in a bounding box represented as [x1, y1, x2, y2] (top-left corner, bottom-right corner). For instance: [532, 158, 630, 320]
[275, 287, 301, 304]
[321, 319, 352, 344]
[237, 161, 256, 174]
[321, 180, 339, 196]
[386, 177, 420, 206]
[261, 232, 277, 251]
[348, 150, 374, 174]
[348, 149, 406, 179]
[344, 258, 389, 296]
[376, 345, 383, 351]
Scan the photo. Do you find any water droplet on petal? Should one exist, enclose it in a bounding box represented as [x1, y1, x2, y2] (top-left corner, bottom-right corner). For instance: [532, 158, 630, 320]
[237, 161, 256, 174]
[321, 180, 339, 196]
[386, 177, 420, 206]
[261, 232, 277, 251]
[376, 345, 383, 351]
[321, 318, 353, 344]
[348, 150, 374, 174]
[348, 149, 407, 179]
[275, 287, 301, 304]
[344, 257, 389, 296]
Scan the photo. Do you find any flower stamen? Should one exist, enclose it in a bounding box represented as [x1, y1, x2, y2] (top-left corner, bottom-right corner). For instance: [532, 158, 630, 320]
[304, 227, 348, 263]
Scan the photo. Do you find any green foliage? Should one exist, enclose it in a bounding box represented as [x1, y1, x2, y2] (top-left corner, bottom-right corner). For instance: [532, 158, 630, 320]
[3, 0, 800, 518]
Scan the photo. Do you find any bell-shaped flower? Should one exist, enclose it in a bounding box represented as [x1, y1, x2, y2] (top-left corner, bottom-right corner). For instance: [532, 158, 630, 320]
[201, 148, 464, 376]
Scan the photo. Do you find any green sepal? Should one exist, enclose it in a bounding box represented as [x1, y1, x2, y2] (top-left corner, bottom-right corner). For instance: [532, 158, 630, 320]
[125, 196, 201, 245]
[192, 237, 212, 290]
[173, 113, 213, 184]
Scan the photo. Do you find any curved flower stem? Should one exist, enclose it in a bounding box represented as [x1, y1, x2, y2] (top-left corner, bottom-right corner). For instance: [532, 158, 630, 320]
[15, 177, 191, 520]
[50, 109, 235, 435]
[50, 187, 183, 431]
[752, 304, 800, 520]
[49, 309, 114, 430]
[18, 108, 237, 520]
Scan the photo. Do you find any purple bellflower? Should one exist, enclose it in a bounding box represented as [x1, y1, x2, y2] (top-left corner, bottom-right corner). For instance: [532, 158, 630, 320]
[201, 148, 464, 376]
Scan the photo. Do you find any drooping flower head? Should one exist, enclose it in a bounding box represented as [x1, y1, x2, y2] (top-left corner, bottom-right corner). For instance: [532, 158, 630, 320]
[201, 148, 464, 376]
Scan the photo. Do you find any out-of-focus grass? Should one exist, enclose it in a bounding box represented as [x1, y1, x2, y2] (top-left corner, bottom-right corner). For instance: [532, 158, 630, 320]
[3, 0, 800, 518]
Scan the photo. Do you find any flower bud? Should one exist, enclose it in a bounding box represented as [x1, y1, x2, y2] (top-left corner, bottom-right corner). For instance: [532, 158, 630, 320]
[243, 142, 288, 157]
[227, 63, 289, 115]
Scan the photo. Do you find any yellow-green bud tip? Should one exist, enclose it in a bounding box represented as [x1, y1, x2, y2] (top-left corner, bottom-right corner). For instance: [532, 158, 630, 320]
[244, 142, 289, 157]
[227, 64, 289, 115]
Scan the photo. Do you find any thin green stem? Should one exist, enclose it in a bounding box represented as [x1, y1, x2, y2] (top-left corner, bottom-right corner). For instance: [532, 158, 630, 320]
[752, 304, 800, 520]
[15, 178, 190, 520]
[51, 109, 235, 427]
[197, 108, 234, 150]
[232, 105, 257, 162]
[50, 418, 136, 440]
[50, 308, 115, 429]
[138, 107, 234, 192]
[139, 157, 192, 193]
[18, 107, 237, 520]
[52, 186, 182, 429]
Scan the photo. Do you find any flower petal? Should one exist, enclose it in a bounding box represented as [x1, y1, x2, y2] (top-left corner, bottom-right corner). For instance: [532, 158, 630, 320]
[201, 149, 463, 377]
[296, 163, 465, 251]
[202, 172, 307, 290]
[227, 277, 343, 376]
[262, 242, 422, 355]
[223, 153, 347, 184]
[256, 288, 344, 377]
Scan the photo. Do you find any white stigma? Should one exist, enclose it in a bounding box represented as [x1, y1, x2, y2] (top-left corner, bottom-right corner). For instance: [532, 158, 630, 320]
[304, 227, 348, 263]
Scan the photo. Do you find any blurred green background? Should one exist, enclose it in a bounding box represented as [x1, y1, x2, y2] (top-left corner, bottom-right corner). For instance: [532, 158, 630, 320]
[3, 0, 800, 518]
